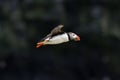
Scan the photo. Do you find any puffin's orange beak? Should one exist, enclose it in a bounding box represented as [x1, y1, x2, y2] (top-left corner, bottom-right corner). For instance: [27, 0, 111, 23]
[75, 36, 80, 41]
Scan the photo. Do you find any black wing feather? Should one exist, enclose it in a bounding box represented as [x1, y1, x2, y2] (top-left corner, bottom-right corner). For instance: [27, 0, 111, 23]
[50, 25, 64, 35]
[40, 25, 64, 41]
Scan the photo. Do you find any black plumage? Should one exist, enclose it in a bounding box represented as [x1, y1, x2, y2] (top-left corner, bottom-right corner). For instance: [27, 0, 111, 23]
[40, 25, 64, 41]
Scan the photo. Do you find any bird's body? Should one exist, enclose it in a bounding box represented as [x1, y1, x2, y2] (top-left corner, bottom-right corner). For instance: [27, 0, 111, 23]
[45, 33, 69, 45]
[36, 25, 80, 48]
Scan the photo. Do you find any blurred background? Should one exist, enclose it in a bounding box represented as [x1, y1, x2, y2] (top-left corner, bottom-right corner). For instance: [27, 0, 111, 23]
[0, 0, 120, 80]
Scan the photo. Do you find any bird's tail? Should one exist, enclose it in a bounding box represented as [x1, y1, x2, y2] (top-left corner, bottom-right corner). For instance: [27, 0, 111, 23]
[36, 42, 44, 48]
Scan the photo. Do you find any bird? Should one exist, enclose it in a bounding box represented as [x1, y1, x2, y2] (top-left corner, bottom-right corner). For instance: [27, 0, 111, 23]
[36, 25, 80, 48]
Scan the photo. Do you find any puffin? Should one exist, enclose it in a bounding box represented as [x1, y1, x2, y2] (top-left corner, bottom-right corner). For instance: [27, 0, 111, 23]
[36, 25, 80, 48]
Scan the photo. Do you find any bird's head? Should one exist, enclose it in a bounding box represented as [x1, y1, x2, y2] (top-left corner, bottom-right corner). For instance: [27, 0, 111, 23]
[68, 32, 80, 41]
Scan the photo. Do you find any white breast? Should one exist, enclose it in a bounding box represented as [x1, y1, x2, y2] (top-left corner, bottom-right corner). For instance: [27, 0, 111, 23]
[45, 33, 69, 45]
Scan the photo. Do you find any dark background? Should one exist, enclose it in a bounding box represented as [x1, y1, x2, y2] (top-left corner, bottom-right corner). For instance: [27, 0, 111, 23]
[0, 0, 120, 80]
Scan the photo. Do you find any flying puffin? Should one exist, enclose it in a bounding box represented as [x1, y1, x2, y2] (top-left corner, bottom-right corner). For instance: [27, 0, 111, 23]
[36, 25, 80, 48]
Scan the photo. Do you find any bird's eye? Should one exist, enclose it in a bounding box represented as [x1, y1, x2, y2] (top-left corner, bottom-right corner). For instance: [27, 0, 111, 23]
[72, 34, 75, 36]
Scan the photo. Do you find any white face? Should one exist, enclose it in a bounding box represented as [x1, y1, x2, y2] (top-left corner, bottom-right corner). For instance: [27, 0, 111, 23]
[71, 33, 78, 38]
[70, 32, 80, 41]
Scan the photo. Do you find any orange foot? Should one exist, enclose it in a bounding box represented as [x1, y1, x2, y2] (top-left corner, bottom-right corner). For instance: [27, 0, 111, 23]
[36, 42, 44, 48]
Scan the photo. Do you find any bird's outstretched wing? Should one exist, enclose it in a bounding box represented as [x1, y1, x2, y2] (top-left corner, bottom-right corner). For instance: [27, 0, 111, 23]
[50, 24, 64, 35]
[40, 25, 64, 41]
